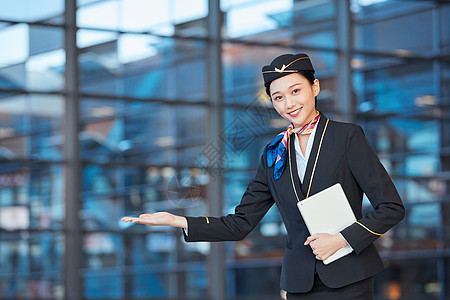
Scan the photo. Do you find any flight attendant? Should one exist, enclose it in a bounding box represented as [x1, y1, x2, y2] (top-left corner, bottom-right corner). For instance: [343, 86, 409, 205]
[122, 53, 405, 299]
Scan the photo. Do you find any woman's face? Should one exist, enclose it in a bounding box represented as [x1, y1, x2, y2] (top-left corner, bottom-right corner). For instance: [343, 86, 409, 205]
[269, 73, 320, 128]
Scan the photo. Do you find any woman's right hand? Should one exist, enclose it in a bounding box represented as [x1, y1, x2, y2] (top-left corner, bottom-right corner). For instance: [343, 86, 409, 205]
[121, 212, 187, 229]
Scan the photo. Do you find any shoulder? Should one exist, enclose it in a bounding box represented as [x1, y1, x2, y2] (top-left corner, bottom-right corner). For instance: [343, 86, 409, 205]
[326, 119, 364, 141]
[328, 119, 362, 132]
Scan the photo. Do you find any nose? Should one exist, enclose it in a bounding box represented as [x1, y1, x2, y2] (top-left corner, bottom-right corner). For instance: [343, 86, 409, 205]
[285, 95, 294, 110]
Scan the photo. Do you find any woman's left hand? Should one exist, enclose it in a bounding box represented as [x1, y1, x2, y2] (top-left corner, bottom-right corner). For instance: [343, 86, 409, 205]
[304, 233, 348, 261]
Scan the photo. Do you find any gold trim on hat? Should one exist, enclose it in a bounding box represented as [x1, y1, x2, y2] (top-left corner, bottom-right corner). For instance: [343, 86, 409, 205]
[262, 56, 310, 74]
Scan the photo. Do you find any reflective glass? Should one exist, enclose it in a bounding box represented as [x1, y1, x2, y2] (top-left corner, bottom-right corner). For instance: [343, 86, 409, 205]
[353, 0, 434, 54]
[79, 36, 206, 101]
[0, 233, 64, 299]
[224, 171, 285, 258]
[0, 163, 64, 231]
[82, 234, 123, 296]
[0, 24, 29, 70]
[223, 0, 336, 48]
[441, 5, 450, 53]
[80, 100, 207, 165]
[229, 266, 282, 298]
[360, 118, 440, 156]
[184, 268, 207, 298]
[29, 164, 65, 230]
[443, 61, 450, 100]
[125, 235, 209, 298]
[353, 56, 436, 113]
[77, 29, 118, 48]
[0, 0, 64, 23]
[0, 94, 63, 160]
[84, 272, 123, 298]
[0, 24, 65, 92]
[223, 107, 279, 169]
[82, 164, 209, 231]
[77, 0, 207, 37]
[130, 272, 172, 298]
[376, 201, 441, 252]
[394, 177, 444, 206]
[374, 258, 441, 299]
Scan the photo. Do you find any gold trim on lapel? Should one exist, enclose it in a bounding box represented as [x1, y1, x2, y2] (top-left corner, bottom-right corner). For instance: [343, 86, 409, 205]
[287, 131, 305, 200]
[298, 115, 329, 197]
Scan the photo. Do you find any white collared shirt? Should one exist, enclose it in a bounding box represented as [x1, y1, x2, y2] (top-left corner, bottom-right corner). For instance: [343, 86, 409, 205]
[293, 120, 319, 183]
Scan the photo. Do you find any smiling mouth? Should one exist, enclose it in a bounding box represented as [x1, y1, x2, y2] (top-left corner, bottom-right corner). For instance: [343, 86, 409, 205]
[288, 108, 302, 116]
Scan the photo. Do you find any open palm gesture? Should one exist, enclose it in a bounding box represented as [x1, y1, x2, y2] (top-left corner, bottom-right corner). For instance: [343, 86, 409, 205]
[121, 212, 187, 229]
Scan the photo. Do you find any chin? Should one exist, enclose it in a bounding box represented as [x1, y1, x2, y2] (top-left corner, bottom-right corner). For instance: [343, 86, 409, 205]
[293, 118, 308, 128]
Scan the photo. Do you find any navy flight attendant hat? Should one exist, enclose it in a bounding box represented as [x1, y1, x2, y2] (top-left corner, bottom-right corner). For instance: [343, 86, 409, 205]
[262, 53, 315, 96]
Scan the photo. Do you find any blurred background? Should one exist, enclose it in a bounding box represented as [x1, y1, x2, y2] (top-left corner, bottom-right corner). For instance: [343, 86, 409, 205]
[0, 0, 449, 299]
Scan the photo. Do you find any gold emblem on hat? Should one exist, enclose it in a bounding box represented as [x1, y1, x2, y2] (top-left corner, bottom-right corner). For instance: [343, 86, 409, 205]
[275, 64, 288, 73]
[262, 56, 310, 74]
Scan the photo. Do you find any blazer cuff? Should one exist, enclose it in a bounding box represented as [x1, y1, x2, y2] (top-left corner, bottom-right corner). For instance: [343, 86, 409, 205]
[182, 216, 210, 242]
[339, 233, 353, 251]
[340, 221, 380, 254]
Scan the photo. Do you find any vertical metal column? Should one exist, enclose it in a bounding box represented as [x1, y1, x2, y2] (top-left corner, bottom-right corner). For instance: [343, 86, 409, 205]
[336, 0, 353, 122]
[207, 1, 226, 300]
[432, 3, 448, 300]
[64, 1, 82, 299]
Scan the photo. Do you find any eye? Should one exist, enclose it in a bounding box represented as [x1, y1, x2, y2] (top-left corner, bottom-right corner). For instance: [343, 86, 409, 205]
[273, 95, 283, 101]
[292, 89, 300, 94]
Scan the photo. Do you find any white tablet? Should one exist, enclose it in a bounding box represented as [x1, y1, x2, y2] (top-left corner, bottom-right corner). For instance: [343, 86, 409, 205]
[297, 183, 356, 265]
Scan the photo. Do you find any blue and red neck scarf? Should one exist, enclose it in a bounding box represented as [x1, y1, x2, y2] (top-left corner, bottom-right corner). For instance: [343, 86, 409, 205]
[267, 111, 321, 180]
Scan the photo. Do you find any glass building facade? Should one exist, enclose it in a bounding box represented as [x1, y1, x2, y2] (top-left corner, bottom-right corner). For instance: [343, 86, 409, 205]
[0, 0, 449, 299]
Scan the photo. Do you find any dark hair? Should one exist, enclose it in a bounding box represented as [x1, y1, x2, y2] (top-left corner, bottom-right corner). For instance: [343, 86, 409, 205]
[266, 70, 318, 108]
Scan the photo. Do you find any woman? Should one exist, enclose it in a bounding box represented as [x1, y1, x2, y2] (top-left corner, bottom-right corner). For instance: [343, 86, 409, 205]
[122, 53, 405, 299]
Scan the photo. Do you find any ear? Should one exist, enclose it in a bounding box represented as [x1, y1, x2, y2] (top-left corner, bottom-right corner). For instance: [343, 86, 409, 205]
[312, 79, 320, 97]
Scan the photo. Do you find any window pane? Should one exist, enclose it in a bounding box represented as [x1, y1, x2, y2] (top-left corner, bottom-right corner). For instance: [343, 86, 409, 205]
[223, 0, 336, 48]
[77, 0, 207, 37]
[0, 233, 64, 299]
[353, 55, 436, 114]
[0, 94, 63, 160]
[375, 258, 441, 300]
[80, 100, 207, 165]
[79, 36, 206, 101]
[0, 0, 64, 23]
[0, 24, 65, 92]
[0, 163, 64, 231]
[353, 1, 434, 54]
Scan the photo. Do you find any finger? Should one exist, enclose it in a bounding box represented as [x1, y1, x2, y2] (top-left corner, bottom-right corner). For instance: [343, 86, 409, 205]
[139, 213, 153, 218]
[131, 219, 145, 224]
[316, 255, 321, 260]
[121, 217, 135, 222]
[304, 235, 318, 245]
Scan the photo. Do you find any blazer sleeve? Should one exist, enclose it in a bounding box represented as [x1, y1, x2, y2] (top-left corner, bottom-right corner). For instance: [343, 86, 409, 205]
[182, 149, 275, 242]
[340, 125, 405, 255]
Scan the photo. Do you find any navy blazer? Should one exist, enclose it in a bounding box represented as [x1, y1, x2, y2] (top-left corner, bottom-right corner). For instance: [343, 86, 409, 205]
[183, 114, 405, 293]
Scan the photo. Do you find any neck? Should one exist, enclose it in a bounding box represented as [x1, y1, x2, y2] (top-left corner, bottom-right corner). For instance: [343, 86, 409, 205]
[293, 110, 319, 129]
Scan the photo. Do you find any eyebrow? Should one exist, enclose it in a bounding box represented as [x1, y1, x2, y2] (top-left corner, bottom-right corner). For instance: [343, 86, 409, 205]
[271, 83, 302, 97]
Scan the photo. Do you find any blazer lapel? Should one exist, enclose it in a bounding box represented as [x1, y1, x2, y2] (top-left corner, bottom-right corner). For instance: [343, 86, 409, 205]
[277, 113, 330, 204]
[300, 114, 329, 197]
[286, 132, 305, 201]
